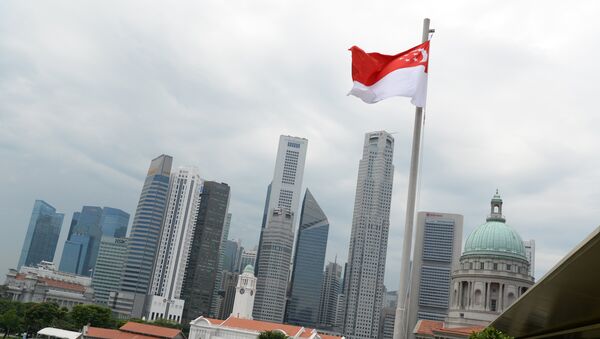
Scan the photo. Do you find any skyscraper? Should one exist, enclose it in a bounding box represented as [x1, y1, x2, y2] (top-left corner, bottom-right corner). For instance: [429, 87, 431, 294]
[180, 181, 230, 322]
[147, 167, 203, 323]
[59, 206, 129, 276]
[18, 200, 64, 269]
[92, 237, 128, 305]
[120, 154, 172, 295]
[253, 208, 295, 323]
[523, 239, 535, 277]
[211, 212, 233, 316]
[223, 240, 242, 273]
[318, 261, 343, 329]
[405, 212, 463, 339]
[255, 135, 308, 274]
[286, 189, 330, 327]
[238, 248, 257, 272]
[217, 271, 240, 320]
[343, 131, 395, 339]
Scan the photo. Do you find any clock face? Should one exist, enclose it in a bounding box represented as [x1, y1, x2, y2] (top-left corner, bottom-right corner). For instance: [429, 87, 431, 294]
[240, 288, 245, 295]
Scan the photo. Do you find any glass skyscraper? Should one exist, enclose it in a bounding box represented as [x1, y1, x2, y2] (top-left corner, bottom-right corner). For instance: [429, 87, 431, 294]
[92, 237, 128, 305]
[285, 189, 329, 327]
[18, 200, 64, 269]
[120, 154, 172, 295]
[59, 206, 129, 276]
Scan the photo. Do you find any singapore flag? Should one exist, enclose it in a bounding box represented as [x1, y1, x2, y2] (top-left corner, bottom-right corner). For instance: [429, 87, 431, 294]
[348, 40, 430, 107]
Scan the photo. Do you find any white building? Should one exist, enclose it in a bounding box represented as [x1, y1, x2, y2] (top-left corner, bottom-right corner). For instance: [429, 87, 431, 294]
[231, 265, 257, 319]
[523, 239, 535, 277]
[406, 212, 463, 339]
[4, 261, 93, 309]
[146, 167, 203, 323]
[189, 316, 343, 339]
[343, 131, 395, 339]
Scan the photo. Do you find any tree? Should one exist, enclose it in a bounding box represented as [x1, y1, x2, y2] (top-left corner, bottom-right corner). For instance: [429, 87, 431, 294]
[70, 304, 115, 330]
[258, 330, 288, 339]
[469, 327, 514, 339]
[24, 302, 63, 336]
[151, 319, 183, 330]
[0, 309, 22, 338]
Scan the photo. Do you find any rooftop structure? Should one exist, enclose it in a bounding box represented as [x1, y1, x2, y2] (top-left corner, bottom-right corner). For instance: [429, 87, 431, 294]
[84, 321, 183, 339]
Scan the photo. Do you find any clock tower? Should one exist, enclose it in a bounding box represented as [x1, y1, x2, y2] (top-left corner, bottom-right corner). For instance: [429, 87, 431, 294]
[231, 264, 257, 319]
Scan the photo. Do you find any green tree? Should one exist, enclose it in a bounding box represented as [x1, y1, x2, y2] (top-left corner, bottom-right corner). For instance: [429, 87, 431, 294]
[24, 302, 63, 336]
[258, 330, 288, 339]
[469, 327, 514, 339]
[69, 304, 115, 330]
[0, 309, 22, 338]
[151, 319, 183, 330]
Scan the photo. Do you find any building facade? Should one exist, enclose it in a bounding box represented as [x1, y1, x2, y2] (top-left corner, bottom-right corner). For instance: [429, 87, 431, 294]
[523, 240, 535, 277]
[406, 212, 464, 339]
[256, 135, 308, 275]
[238, 248, 257, 272]
[92, 237, 128, 305]
[59, 206, 129, 277]
[231, 265, 257, 319]
[120, 154, 172, 296]
[5, 261, 93, 309]
[318, 261, 343, 329]
[224, 240, 242, 273]
[147, 167, 203, 323]
[253, 208, 295, 323]
[180, 181, 231, 322]
[18, 200, 64, 270]
[212, 212, 233, 316]
[445, 192, 534, 327]
[343, 131, 395, 339]
[286, 189, 330, 327]
[217, 271, 240, 320]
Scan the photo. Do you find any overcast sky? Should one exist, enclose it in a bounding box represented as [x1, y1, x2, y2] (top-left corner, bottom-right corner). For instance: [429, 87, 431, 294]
[2, 1, 600, 290]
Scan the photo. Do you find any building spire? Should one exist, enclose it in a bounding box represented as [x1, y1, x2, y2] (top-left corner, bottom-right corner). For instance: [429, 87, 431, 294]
[487, 190, 505, 222]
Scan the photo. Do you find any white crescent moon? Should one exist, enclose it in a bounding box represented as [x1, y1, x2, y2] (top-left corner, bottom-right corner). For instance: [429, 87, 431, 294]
[419, 48, 428, 63]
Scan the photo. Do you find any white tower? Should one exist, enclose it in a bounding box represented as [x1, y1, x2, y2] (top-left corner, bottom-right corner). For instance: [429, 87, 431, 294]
[231, 265, 257, 319]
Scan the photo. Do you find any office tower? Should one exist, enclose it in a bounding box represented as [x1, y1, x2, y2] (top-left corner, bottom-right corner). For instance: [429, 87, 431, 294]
[217, 271, 240, 320]
[238, 248, 257, 272]
[120, 154, 172, 295]
[59, 206, 129, 276]
[92, 237, 128, 305]
[212, 212, 233, 315]
[253, 208, 295, 323]
[286, 189, 330, 327]
[147, 167, 203, 322]
[318, 261, 343, 329]
[405, 212, 463, 338]
[231, 265, 257, 319]
[523, 240, 535, 277]
[255, 135, 308, 274]
[18, 200, 64, 269]
[181, 181, 231, 322]
[223, 240, 242, 273]
[343, 131, 395, 339]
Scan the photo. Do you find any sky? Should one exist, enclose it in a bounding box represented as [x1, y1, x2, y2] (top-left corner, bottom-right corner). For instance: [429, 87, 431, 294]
[2, 0, 600, 290]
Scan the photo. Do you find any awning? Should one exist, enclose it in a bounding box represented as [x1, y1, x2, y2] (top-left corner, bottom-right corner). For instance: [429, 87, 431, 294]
[38, 327, 82, 339]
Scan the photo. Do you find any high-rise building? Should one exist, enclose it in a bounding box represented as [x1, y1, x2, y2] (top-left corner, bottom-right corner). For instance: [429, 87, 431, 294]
[318, 261, 343, 329]
[223, 240, 242, 273]
[523, 239, 535, 277]
[231, 265, 257, 319]
[120, 154, 172, 295]
[238, 248, 257, 272]
[405, 212, 463, 339]
[253, 208, 295, 323]
[212, 212, 233, 316]
[255, 135, 308, 275]
[286, 189, 330, 327]
[217, 271, 240, 320]
[181, 181, 230, 322]
[147, 167, 203, 323]
[18, 200, 64, 269]
[343, 131, 395, 339]
[92, 237, 128, 305]
[59, 206, 129, 277]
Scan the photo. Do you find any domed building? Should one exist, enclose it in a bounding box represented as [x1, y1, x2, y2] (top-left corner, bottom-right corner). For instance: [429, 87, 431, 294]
[445, 191, 534, 327]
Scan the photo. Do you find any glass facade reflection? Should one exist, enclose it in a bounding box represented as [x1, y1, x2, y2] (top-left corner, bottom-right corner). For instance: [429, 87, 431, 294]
[18, 200, 64, 269]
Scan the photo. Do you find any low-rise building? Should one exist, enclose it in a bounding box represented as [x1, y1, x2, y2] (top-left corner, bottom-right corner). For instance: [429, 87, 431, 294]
[85, 321, 183, 339]
[4, 261, 94, 309]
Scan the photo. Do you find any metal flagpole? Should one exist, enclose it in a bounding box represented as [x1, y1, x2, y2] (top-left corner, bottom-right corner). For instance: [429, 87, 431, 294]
[393, 17, 433, 339]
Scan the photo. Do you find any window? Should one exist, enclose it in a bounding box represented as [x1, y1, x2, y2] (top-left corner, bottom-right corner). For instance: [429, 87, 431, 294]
[490, 299, 497, 312]
[480, 262, 484, 269]
[506, 264, 512, 271]
[493, 263, 498, 270]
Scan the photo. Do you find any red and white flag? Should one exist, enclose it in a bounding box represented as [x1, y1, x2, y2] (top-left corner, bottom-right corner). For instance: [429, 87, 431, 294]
[348, 40, 430, 107]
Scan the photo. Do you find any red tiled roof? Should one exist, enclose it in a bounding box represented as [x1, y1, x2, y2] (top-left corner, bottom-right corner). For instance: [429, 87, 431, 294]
[120, 322, 181, 339]
[86, 327, 156, 339]
[414, 320, 444, 336]
[203, 317, 342, 338]
[434, 326, 485, 336]
[40, 277, 86, 293]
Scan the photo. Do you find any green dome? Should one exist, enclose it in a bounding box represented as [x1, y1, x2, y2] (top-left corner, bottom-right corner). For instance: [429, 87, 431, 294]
[243, 265, 254, 274]
[463, 220, 527, 261]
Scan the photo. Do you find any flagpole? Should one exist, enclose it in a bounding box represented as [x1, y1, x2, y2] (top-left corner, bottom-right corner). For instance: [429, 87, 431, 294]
[393, 17, 432, 339]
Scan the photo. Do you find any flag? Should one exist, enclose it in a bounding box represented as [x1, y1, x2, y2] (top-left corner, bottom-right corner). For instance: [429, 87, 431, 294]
[348, 40, 430, 107]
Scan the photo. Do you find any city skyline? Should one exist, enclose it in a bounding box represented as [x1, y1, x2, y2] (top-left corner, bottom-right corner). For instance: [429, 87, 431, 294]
[3, 1, 600, 294]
